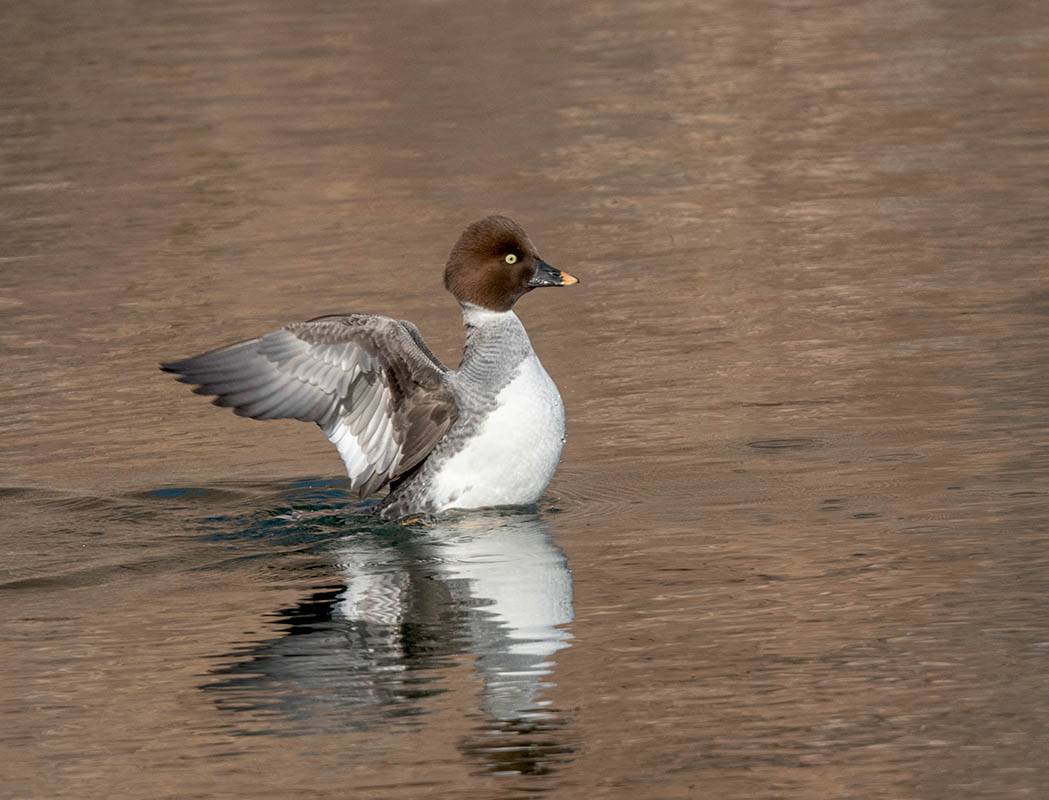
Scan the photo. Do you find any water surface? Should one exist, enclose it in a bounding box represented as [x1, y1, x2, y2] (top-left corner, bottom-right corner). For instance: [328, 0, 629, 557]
[3, 0, 1049, 797]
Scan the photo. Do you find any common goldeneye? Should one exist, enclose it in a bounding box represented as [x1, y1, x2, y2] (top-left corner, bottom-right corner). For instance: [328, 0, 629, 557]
[161, 216, 578, 519]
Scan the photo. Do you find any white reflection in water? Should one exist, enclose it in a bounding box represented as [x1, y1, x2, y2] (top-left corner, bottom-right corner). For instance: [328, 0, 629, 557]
[336, 512, 574, 721]
[207, 508, 573, 758]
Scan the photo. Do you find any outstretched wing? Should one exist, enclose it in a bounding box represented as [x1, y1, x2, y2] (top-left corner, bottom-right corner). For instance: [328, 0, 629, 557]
[161, 314, 458, 497]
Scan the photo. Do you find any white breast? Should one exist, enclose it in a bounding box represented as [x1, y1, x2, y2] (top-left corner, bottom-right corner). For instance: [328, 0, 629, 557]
[431, 353, 565, 512]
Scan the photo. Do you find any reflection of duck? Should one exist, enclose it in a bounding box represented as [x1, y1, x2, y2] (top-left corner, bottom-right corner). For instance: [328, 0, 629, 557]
[337, 512, 573, 721]
[206, 509, 574, 774]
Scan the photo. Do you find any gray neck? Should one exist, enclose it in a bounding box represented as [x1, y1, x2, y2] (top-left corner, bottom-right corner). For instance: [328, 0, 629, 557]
[450, 303, 532, 405]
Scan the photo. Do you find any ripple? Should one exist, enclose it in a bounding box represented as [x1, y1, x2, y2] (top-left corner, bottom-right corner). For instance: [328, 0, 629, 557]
[741, 398, 844, 408]
[899, 524, 950, 535]
[747, 437, 823, 450]
[546, 467, 648, 522]
[872, 452, 924, 462]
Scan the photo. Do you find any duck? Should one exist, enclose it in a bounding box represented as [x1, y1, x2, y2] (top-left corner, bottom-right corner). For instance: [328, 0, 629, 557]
[161, 215, 578, 519]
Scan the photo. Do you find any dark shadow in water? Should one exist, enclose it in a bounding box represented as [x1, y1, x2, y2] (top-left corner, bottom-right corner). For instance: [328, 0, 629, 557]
[199, 486, 575, 776]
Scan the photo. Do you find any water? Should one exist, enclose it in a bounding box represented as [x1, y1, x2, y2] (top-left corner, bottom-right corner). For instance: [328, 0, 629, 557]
[3, 0, 1049, 797]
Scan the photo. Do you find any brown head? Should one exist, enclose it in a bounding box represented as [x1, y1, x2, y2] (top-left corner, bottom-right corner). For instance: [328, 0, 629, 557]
[443, 216, 578, 312]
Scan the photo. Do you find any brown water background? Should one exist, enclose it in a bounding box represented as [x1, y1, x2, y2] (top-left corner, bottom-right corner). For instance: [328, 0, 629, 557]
[3, 1, 1049, 797]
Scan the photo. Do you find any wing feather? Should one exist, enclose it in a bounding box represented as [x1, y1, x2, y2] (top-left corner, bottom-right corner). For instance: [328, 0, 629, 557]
[162, 313, 457, 497]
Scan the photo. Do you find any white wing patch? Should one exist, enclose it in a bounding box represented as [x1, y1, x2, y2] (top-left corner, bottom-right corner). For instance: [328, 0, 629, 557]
[322, 375, 402, 491]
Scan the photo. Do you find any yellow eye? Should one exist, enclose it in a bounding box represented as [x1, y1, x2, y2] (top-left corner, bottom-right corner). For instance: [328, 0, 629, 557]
[504, 253, 518, 265]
